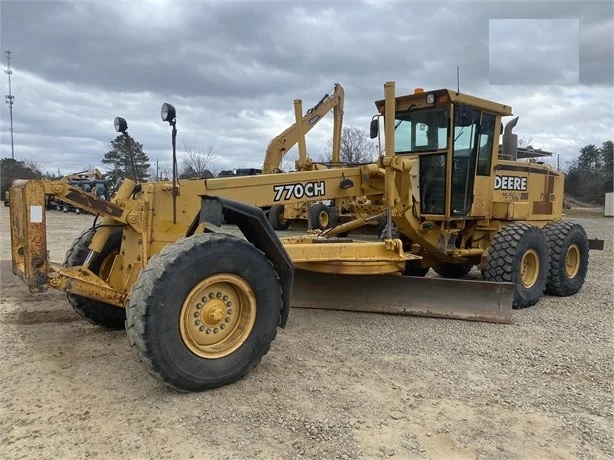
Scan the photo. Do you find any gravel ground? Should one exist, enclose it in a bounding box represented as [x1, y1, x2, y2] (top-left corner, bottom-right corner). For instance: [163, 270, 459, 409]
[0, 206, 612, 459]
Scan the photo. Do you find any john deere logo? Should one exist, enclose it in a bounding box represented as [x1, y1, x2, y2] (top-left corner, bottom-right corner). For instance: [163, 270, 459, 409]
[495, 175, 527, 191]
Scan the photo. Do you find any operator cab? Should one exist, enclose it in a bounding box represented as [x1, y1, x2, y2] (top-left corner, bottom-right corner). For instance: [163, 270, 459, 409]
[371, 88, 511, 220]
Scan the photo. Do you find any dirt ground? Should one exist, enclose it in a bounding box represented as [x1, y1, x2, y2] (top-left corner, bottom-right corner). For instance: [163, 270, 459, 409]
[0, 206, 612, 460]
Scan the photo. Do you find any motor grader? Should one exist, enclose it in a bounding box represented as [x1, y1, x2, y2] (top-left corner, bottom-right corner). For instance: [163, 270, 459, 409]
[261, 83, 386, 233]
[9, 81, 599, 392]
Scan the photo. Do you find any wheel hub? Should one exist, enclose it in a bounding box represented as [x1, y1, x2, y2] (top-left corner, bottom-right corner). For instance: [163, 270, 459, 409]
[565, 243, 580, 278]
[180, 274, 256, 359]
[203, 300, 226, 326]
[319, 211, 329, 227]
[520, 248, 539, 288]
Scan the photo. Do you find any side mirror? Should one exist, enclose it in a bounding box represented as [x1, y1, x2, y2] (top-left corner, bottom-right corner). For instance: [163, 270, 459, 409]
[370, 117, 379, 139]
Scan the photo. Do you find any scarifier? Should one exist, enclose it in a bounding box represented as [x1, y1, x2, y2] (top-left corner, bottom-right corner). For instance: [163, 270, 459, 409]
[9, 81, 602, 391]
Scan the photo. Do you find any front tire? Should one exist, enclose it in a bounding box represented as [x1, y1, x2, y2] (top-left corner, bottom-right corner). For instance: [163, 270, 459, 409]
[543, 222, 589, 296]
[309, 203, 338, 230]
[433, 262, 473, 279]
[126, 233, 282, 392]
[268, 204, 290, 230]
[484, 223, 549, 309]
[63, 226, 125, 329]
[403, 260, 430, 277]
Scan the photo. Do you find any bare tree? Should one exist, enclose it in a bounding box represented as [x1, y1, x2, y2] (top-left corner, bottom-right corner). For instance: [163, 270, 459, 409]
[180, 144, 218, 179]
[518, 137, 534, 148]
[325, 127, 376, 165]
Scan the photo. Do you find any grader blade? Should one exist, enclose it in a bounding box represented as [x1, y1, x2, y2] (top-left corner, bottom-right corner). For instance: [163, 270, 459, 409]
[290, 271, 514, 324]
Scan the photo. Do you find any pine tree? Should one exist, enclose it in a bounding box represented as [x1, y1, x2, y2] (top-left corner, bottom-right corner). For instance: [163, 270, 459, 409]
[102, 134, 150, 188]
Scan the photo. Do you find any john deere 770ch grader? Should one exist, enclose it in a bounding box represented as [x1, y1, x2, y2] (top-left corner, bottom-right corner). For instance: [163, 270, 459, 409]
[9, 81, 600, 391]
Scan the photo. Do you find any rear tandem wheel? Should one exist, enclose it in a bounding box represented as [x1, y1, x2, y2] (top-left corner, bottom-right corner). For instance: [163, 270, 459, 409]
[543, 221, 589, 296]
[483, 223, 549, 309]
[125, 233, 283, 391]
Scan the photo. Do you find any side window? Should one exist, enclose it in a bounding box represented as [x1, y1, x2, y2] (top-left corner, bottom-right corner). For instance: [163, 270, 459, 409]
[477, 113, 496, 176]
[394, 120, 412, 152]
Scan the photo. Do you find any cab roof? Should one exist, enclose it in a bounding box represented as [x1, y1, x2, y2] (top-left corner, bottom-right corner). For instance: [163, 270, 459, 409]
[375, 89, 513, 116]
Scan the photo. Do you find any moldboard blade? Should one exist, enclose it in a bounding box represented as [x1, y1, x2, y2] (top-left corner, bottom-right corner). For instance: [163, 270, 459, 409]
[290, 271, 514, 324]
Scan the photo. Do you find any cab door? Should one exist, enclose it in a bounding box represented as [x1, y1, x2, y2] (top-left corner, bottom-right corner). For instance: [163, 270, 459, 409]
[449, 105, 496, 218]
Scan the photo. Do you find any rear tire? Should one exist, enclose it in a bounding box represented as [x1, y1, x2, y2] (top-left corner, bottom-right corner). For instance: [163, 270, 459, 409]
[484, 223, 549, 309]
[543, 221, 589, 296]
[309, 203, 338, 230]
[63, 226, 125, 329]
[126, 233, 282, 392]
[268, 204, 290, 230]
[433, 262, 472, 279]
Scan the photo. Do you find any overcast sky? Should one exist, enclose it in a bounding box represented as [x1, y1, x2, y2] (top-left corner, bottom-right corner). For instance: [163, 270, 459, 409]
[0, 0, 612, 176]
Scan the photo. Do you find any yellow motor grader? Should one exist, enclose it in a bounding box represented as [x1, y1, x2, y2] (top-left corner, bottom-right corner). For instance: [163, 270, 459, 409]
[9, 81, 599, 392]
[261, 83, 385, 233]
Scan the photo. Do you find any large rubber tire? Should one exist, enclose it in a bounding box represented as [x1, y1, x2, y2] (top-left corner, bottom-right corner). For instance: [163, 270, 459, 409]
[268, 204, 290, 230]
[403, 260, 430, 277]
[63, 226, 125, 329]
[126, 233, 282, 392]
[433, 262, 473, 279]
[484, 223, 549, 309]
[543, 221, 589, 296]
[309, 203, 338, 230]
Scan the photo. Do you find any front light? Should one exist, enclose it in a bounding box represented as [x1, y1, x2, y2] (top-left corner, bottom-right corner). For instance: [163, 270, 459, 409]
[161, 103, 176, 122]
[426, 93, 435, 104]
[114, 117, 128, 133]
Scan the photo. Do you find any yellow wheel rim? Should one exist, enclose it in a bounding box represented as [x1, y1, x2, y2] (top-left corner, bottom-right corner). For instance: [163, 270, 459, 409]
[565, 244, 580, 278]
[99, 248, 120, 282]
[180, 273, 256, 359]
[520, 248, 539, 288]
[318, 210, 329, 228]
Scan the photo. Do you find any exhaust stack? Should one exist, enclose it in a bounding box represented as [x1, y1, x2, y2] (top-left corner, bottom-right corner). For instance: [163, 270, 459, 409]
[502, 116, 519, 160]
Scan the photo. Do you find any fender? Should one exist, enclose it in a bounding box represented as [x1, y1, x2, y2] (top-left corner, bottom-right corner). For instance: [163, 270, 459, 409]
[198, 195, 294, 327]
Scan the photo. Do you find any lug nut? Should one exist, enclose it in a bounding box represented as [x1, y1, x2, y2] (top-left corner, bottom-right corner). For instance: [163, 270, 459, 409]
[195, 320, 200, 325]
[216, 292, 222, 298]
[196, 303, 202, 309]
[213, 328, 219, 334]
[227, 309, 233, 315]
[193, 312, 199, 317]
[206, 328, 212, 334]
[199, 326, 205, 332]
[209, 292, 215, 299]
[225, 317, 231, 323]
[201, 297, 207, 303]
[222, 295, 228, 301]
[226, 301, 232, 308]
[220, 324, 226, 330]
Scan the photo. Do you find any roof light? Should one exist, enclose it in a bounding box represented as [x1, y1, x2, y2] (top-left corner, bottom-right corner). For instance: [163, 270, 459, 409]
[414, 87, 424, 94]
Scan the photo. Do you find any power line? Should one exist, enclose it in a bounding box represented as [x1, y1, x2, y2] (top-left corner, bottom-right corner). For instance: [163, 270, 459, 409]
[5, 49, 15, 159]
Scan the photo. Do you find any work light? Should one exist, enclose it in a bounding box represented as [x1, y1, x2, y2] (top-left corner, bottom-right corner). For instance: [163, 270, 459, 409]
[161, 103, 176, 123]
[114, 116, 128, 133]
[426, 93, 435, 104]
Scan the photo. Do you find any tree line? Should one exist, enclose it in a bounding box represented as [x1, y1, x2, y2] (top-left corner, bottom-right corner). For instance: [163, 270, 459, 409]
[564, 141, 613, 205]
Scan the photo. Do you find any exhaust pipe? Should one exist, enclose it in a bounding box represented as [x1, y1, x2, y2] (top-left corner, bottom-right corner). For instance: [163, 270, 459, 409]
[502, 116, 519, 161]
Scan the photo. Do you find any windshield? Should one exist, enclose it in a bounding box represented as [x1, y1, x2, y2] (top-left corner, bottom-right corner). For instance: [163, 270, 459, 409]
[394, 106, 449, 154]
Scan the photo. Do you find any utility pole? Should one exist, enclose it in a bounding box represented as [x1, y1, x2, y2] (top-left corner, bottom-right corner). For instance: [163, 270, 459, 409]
[5, 49, 15, 159]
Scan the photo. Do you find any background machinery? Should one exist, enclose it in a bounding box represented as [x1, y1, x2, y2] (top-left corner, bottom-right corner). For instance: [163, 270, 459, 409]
[9, 81, 600, 392]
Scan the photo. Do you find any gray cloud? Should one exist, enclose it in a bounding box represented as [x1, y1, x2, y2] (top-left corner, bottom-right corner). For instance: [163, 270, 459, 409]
[0, 0, 612, 175]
